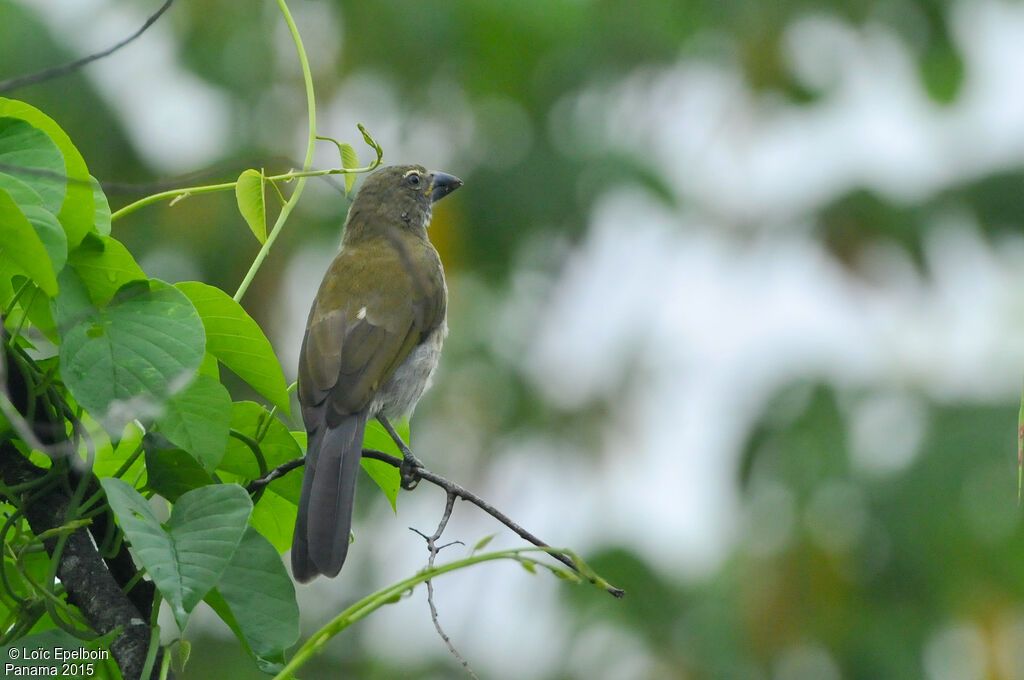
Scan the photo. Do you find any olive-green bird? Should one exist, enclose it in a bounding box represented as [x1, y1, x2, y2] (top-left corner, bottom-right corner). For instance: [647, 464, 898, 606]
[292, 164, 462, 582]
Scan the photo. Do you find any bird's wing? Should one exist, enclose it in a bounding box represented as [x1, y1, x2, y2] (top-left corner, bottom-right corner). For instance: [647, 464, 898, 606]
[298, 237, 445, 425]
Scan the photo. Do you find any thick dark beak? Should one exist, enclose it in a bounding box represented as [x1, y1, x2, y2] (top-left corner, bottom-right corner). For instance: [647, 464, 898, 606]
[429, 171, 463, 202]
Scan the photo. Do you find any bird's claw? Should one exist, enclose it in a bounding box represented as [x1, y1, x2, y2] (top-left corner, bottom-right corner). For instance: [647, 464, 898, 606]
[400, 453, 423, 490]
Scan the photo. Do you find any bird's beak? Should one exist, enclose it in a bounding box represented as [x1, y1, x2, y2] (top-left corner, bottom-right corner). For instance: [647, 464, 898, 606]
[428, 172, 463, 203]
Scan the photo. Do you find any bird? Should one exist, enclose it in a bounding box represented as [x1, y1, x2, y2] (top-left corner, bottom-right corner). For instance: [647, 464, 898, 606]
[291, 164, 462, 582]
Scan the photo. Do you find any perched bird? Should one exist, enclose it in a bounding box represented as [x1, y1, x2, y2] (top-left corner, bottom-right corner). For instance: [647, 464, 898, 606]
[291, 164, 462, 582]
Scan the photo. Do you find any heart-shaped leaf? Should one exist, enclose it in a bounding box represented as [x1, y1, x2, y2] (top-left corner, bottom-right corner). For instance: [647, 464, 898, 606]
[101, 479, 252, 631]
[0, 97, 94, 246]
[59, 279, 205, 434]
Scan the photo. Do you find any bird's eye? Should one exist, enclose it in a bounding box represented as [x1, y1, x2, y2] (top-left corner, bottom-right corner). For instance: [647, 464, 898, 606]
[407, 173, 421, 186]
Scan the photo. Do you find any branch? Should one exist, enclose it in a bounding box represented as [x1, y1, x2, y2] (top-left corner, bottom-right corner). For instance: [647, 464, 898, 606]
[1, 341, 163, 678]
[0, 0, 175, 93]
[246, 457, 303, 493]
[0, 445, 160, 679]
[246, 449, 626, 599]
[410, 492, 478, 678]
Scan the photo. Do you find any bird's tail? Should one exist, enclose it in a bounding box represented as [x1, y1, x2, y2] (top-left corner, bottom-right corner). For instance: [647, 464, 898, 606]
[291, 412, 367, 582]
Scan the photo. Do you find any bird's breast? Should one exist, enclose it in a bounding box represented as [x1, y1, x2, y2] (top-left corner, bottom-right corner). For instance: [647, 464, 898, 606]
[372, 322, 447, 419]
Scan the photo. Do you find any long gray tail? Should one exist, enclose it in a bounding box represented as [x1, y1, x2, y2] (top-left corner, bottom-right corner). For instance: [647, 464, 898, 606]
[291, 412, 366, 582]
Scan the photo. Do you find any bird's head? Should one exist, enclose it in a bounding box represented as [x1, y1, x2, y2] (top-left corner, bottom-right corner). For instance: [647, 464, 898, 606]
[345, 164, 463, 239]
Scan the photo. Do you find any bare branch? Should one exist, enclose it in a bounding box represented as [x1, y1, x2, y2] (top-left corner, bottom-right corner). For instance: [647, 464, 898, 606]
[245, 457, 304, 493]
[410, 492, 479, 679]
[0, 0, 175, 93]
[250, 449, 626, 598]
[1, 341, 163, 678]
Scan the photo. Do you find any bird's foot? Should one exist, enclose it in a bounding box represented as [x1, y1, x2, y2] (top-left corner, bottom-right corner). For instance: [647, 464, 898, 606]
[378, 415, 424, 490]
[400, 452, 423, 490]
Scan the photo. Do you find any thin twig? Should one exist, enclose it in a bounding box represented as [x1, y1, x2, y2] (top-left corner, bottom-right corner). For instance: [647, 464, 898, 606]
[0, 391, 48, 457]
[248, 449, 626, 598]
[245, 457, 304, 493]
[232, 0, 317, 305]
[0, 344, 49, 456]
[0, 0, 175, 93]
[410, 492, 479, 679]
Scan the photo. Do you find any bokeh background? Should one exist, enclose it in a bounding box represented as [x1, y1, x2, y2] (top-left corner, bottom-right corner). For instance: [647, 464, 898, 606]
[4, 0, 1024, 678]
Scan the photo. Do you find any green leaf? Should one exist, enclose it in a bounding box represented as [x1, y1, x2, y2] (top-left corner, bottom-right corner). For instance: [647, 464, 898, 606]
[219, 402, 302, 502]
[360, 418, 406, 512]
[21, 203, 67, 276]
[100, 479, 252, 631]
[358, 123, 383, 161]
[0, 265, 11, 296]
[0, 187, 58, 295]
[0, 117, 66, 215]
[11, 551, 51, 600]
[542, 564, 581, 583]
[68, 233, 146, 306]
[59, 279, 205, 434]
[157, 374, 232, 472]
[6, 277, 58, 343]
[0, 159, 68, 288]
[207, 527, 299, 672]
[249, 488, 297, 553]
[235, 169, 266, 244]
[92, 421, 146, 480]
[176, 281, 290, 413]
[145, 444, 215, 502]
[91, 176, 111, 236]
[0, 566, 13, 621]
[198, 351, 220, 380]
[171, 639, 191, 674]
[341, 143, 358, 195]
[51, 267, 93, 331]
[0, 170, 46, 213]
[473, 533, 497, 553]
[0, 98, 94, 246]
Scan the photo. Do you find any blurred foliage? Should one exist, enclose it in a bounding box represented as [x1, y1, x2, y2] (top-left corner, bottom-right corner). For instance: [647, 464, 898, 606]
[2, 0, 971, 284]
[565, 387, 1019, 679]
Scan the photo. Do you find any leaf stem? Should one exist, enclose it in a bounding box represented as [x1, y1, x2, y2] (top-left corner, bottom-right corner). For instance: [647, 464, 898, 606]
[230, 0, 317, 303]
[272, 547, 598, 680]
[109, 181, 236, 222]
